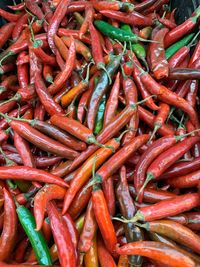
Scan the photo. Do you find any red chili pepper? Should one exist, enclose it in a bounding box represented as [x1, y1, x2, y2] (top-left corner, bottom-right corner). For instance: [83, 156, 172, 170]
[145, 136, 200, 185]
[92, 1, 134, 12]
[97, 234, 117, 267]
[129, 193, 200, 222]
[17, 52, 29, 89]
[92, 187, 117, 255]
[15, 237, 29, 263]
[8, 2, 25, 11]
[0, 8, 24, 22]
[116, 241, 195, 267]
[134, 134, 183, 203]
[47, 201, 77, 267]
[0, 22, 15, 49]
[164, 6, 200, 48]
[33, 46, 57, 66]
[7, 120, 79, 159]
[35, 72, 64, 116]
[129, 186, 177, 204]
[12, 13, 29, 42]
[48, 38, 76, 95]
[79, 4, 94, 39]
[93, 134, 149, 185]
[34, 184, 66, 231]
[68, 180, 92, 220]
[103, 72, 120, 126]
[134, 0, 157, 12]
[62, 137, 120, 214]
[102, 176, 116, 216]
[132, 54, 159, 111]
[140, 220, 200, 255]
[122, 76, 139, 145]
[0, 166, 68, 187]
[138, 106, 174, 136]
[135, 64, 199, 128]
[78, 198, 97, 253]
[100, 10, 153, 26]
[0, 188, 17, 261]
[148, 27, 169, 79]
[143, 0, 170, 14]
[158, 17, 177, 29]
[48, 0, 73, 53]
[149, 103, 170, 142]
[70, 104, 140, 171]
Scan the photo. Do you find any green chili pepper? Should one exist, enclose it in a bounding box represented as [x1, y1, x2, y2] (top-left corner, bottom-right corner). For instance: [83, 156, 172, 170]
[165, 33, 195, 59]
[94, 94, 106, 135]
[16, 204, 52, 265]
[121, 24, 148, 70]
[94, 20, 147, 43]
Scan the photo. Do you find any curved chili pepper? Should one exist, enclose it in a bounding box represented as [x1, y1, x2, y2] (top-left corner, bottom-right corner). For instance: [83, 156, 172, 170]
[35, 72, 64, 116]
[149, 103, 170, 142]
[87, 54, 122, 130]
[0, 188, 17, 261]
[93, 186, 117, 255]
[0, 8, 24, 22]
[131, 54, 159, 111]
[145, 136, 200, 186]
[140, 220, 200, 254]
[50, 114, 111, 149]
[164, 6, 200, 48]
[47, 201, 76, 267]
[159, 157, 200, 180]
[167, 169, 200, 188]
[33, 46, 57, 66]
[70, 104, 142, 171]
[34, 184, 66, 231]
[100, 10, 153, 26]
[103, 72, 120, 127]
[129, 186, 177, 204]
[28, 119, 86, 151]
[0, 166, 68, 187]
[143, 0, 170, 14]
[116, 241, 195, 267]
[78, 198, 97, 253]
[47, 0, 71, 53]
[61, 36, 92, 61]
[122, 76, 139, 145]
[169, 67, 200, 80]
[134, 0, 157, 12]
[148, 27, 169, 79]
[48, 38, 76, 95]
[126, 193, 200, 222]
[136, 64, 199, 128]
[17, 52, 29, 89]
[8, 2, 25, 11]
[62, 137, 120, 214]
[12, 13, 29, 42]
[68, 180, 92, 220]
[93, 134, 149, 184]
[84, 235, 99, 267]
[7, 120, 79, 159]
[16, 202, 52, 265]
[116, 166, 143, 267]
[0, 22, 15, 48]
[97, 234, 117, 267]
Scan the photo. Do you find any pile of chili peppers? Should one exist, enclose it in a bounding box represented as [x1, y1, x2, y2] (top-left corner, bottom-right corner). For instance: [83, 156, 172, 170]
[0, 0, 200, 266]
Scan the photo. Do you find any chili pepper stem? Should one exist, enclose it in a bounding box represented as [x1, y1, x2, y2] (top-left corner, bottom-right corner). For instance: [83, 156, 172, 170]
[148, 124, 160, 143]
[0, 147, 15, 166]
[187, 31, 200, 48]
[87, 135, 115, 152]
[0, 51, 14, 66]
[0, 93, 20, 106]
[175, 128, 200, 141]
[97, 62, 112, 85]
[167, 107, 175, 122]
[136, 173, 155, 201]
[0, 112, 36, 127]
[130, 95, 157, 109]
[113, 211, 144, 223]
